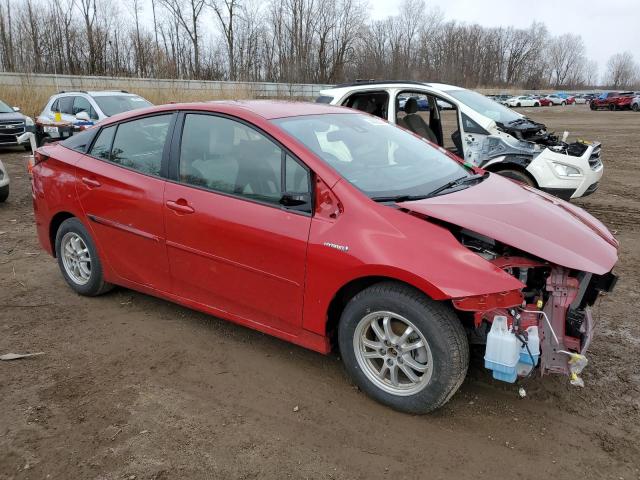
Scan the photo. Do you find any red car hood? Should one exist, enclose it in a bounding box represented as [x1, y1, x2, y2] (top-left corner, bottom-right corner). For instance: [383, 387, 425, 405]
[398, 174, 618, 275]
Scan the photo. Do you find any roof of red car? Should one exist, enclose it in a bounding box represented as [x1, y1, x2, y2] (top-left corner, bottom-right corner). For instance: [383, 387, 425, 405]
[216, 100, 351, 119]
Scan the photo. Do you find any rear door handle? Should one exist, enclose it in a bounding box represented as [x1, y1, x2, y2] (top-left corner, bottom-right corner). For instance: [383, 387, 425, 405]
[166, 199, 195, 214]
[81, 177, 101, 188]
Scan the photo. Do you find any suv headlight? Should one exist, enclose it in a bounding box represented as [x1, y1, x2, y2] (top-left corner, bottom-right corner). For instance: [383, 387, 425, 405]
[25, 116, 34, 126]
[552, 162, 581, 177]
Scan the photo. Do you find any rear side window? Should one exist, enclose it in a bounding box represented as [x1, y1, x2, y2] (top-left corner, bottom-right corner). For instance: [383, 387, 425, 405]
[61, 128, 98, 153]
[90, 125, 116, 160]
[109, 115, 172, 176]
[315, 95, 334, 104]
[58, 96, 74, 115]
[73, 96, 98, 119]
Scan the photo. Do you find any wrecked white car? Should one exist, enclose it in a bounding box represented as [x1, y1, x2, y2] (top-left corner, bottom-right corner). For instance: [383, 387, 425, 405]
[318, 81, 603, 200]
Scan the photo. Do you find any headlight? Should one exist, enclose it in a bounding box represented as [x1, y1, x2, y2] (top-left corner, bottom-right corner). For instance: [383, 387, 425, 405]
[552, 162, 581, 177]
[25, 116, 34, 126]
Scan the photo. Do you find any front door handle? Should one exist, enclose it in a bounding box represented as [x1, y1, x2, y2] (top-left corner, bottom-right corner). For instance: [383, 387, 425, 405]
[81, 177, 101, 188]
[166, 199, 195, 214]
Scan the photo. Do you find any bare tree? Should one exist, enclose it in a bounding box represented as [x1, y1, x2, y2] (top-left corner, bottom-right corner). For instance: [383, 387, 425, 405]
[546, 33, 585, 87]
[158, 0, 206, 78]
[605, 52, 638, 89]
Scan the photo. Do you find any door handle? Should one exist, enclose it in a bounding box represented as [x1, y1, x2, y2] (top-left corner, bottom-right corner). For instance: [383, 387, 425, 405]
[81, 177, 101, 188]
[166, 199, 195, 214]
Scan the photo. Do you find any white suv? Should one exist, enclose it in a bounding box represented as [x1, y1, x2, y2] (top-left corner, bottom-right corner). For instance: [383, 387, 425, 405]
[318, 81, 603, 200]
[37, 90, 152, 139]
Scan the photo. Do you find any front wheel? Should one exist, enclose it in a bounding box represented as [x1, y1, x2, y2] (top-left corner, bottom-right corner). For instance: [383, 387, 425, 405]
[338, 282, 469, 414]
[534, 102, 540, 107]
[561, 101, 566, 106]
[633, 103, 639, 112]
[55, 217, 113, 296]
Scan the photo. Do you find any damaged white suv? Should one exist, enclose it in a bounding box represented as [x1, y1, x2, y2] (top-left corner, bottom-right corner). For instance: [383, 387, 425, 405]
[318, 81, 603, 200]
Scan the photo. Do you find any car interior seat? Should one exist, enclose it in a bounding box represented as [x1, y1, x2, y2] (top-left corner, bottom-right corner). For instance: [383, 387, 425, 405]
[403, 98, 438, 143]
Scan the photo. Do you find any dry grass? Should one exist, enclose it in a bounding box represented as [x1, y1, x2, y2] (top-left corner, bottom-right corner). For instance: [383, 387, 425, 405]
[0, 83, 257, 119]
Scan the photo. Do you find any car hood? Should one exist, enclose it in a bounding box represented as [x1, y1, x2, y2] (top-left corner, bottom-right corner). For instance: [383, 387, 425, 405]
[397, 174, 618, 275]
[0, 111, 25, 122]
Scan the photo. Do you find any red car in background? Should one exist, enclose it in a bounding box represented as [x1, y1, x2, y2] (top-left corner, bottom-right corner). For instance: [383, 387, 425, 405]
[531, 95, 552, 106]
[590, 92, 635, 110]
[30, 101, 618, 413]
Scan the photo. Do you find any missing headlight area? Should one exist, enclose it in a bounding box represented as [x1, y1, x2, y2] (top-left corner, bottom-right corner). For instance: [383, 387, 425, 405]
[452, 228, 616, 384]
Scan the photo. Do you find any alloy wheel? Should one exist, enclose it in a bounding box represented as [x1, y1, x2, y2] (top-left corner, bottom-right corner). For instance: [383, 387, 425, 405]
[353, 311, 433, 396]
[61, 232, 92, 285]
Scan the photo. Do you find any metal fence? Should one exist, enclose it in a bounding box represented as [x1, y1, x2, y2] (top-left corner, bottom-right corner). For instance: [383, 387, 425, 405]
[0, 72, 332, 99]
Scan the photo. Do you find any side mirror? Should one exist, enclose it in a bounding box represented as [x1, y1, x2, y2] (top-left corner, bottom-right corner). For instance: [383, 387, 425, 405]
[280, 192, 311, 207]
[75, 111, 90, 122]
[12, 106, 20, 112]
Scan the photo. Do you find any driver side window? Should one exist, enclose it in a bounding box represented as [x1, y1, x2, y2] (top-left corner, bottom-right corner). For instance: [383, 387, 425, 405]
[178, 114, 311, 211]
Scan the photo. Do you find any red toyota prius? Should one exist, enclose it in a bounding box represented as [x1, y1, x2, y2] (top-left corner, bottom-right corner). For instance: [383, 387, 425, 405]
[30, 101, 618, 413]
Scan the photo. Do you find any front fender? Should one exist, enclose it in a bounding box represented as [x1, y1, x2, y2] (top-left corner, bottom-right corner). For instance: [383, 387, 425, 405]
[301, 181, 524, 336]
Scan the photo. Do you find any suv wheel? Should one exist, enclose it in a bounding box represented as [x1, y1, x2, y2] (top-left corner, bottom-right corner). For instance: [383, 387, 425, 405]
[0, 184, 8, 203]
[496, 169, 535, 186]
[55, 217, 112, 296]
[338, 282, 469, 414]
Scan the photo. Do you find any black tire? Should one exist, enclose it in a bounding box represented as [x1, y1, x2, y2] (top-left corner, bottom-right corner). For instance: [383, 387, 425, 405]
[338, 281, 469, 414]
[496, 168, 536, 186]
[609, 104, 616, 111]
[590, 102, 597, 110]
[561, 101, 566, 106]
[54, 217, 113, 296]
[0, 184, 8, 203]
[633, 104, 640, 112]
[534, 102, 540, 107]
[516, 103, 521, 107]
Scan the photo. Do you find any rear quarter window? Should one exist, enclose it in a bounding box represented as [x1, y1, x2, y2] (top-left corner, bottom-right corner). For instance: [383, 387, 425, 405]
[315, 95, 334, 104]
[61, 128, 98, 153]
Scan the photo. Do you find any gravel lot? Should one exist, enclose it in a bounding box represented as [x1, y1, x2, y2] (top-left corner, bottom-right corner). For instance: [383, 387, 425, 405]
[1, 105, 639, 479]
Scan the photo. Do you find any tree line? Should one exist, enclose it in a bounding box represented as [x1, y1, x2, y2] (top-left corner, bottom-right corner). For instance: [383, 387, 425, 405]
[1, 0, 638, 89]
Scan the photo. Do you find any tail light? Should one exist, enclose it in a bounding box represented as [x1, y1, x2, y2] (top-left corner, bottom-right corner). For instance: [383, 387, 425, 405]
[28, 150, 49, 175]
[34, 150, 49, 166]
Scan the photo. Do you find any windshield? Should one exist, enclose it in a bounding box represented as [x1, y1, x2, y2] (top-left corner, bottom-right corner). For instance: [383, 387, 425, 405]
[273, 113, 470, 199]
[0, 100, 14, 113]
[92, 95, 152, 117]
[445, 89, 521, 125]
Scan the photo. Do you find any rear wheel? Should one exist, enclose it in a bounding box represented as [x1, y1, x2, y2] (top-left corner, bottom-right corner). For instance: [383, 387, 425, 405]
[590, 102, 597, 110]
[338, 282, 469, 414]
[516, 103, 521, 107]
[55, 217, 113, 296]
[561, 101, 566, 106]
[0, 184, 8, 203]
[609, 104, 616, 111]
[633, 103, 639, 112]
[496, 169, 536, 186]
[534, 102, 540, 107]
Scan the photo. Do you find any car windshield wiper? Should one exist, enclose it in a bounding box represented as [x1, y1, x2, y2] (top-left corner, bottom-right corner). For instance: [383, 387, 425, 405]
[371, 193, 431, 203]
[425, 172, 489, 198]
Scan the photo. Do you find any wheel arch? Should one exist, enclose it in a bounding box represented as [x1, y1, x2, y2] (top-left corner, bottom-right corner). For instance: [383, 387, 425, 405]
[484, 158, 539, 187]
[324, 275, 442, 344]
[49, 211, 76, 257]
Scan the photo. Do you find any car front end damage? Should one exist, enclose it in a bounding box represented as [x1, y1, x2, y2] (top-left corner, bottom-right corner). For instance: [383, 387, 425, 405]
[482, 118, 603, 199]
[452, 249, 617, 384]
[397, 173, 618, 386]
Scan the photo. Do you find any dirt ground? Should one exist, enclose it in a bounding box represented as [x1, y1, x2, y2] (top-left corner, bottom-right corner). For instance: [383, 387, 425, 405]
[1, 105, 639, 480]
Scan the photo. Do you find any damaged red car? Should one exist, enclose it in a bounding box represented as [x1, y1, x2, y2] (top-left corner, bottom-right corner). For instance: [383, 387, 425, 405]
[30, 101, 618, 413]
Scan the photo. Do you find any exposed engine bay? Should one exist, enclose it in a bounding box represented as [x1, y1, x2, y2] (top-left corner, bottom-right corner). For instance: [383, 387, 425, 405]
[492, 117, 601, 164]
[451, 228, 617, 384]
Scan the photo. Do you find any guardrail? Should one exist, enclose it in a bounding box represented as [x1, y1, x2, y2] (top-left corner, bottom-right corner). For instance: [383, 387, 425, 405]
[0, 72, 332, 99]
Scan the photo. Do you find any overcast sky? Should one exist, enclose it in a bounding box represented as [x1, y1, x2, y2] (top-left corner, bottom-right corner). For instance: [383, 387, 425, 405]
[370, 0, 639, 76]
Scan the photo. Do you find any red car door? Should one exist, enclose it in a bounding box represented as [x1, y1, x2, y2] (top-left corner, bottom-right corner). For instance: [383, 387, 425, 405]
[75, 113, 175, 291]
[163, 113, 312, 334]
